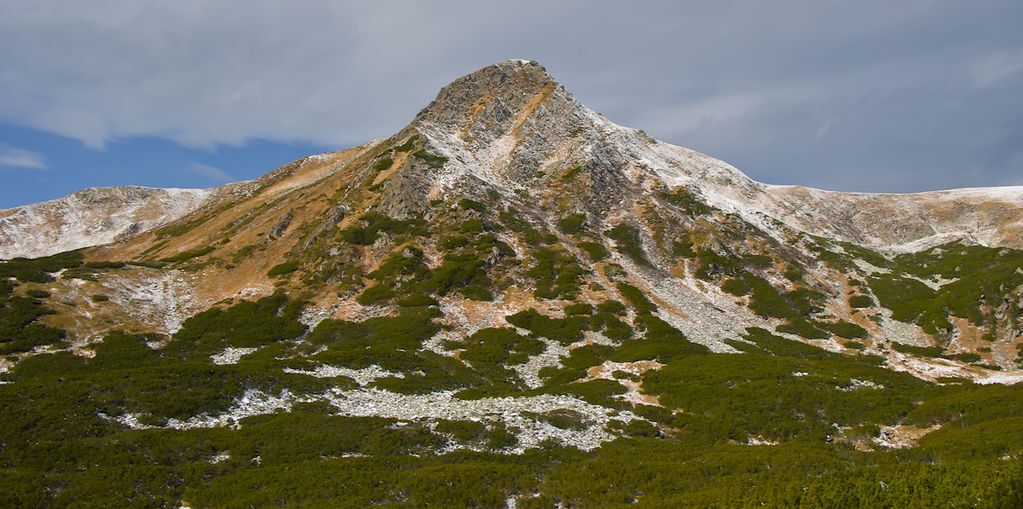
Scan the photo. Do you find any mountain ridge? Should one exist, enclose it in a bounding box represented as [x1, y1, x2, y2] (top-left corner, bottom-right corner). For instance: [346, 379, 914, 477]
[0, 58, 1006, 382]
[4, 60, 1021, 259]
[3, 59, 1023, 507]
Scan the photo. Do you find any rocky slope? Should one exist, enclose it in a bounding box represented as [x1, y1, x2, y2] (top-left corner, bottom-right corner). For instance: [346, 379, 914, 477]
[2, 59, 1023, 507]
[0, 186, 218, 259]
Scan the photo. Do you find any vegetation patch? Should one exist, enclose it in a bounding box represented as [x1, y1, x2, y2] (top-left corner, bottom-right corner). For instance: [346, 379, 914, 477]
[607, 223, 650, 266]
[849, 294, 875, 308]
[159, 245, 215, 264]
[558, 213, 587, 234]
[267, 260, 300, 277]
[506, 309, 588, 345]
[0, 251, 84, 283]
[412, 149, 448, 168]
[868, 242, 1023, 336]
[528, 248, 585, 300]
[616, 282, 657, 315]
[457, 198, 485, 212]
[660, 187, 713, 216]
[372, 157, 394, 172]
[577, 241, 609, 261]
[340, 213, 427, 245]
[394, 135, 419, 153]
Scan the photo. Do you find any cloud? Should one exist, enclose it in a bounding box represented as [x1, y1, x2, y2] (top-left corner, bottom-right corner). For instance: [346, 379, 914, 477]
[0, 1, 1021, 191]
[969, 48, 1023, 88]
[187, 162, 233, 183]
[0, 145, 47, 169]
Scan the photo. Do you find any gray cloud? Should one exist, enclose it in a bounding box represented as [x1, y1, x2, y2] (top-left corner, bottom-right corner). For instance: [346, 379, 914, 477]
[0, 144, 47, 169]
[0, 0, 1020, 191]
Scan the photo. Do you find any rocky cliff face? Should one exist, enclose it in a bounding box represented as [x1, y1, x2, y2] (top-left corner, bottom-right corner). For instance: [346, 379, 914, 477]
[410, 60, 1023, 251]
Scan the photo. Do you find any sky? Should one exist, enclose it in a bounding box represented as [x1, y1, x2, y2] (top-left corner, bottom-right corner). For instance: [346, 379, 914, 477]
[0, 1, 1021, 208]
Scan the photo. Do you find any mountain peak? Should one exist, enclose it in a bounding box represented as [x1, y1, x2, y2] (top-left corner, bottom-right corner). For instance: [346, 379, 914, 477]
[413, 59, 571, 136]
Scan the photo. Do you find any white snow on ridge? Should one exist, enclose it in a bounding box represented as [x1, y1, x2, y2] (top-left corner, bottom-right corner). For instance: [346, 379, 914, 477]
[0, 186, 216, 259]
[568, 97, 1023, 252]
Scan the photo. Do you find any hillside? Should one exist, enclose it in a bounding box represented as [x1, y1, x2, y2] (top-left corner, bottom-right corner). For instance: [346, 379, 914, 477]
[1, 60, 1022, 507]
[0, 186, 221, 259]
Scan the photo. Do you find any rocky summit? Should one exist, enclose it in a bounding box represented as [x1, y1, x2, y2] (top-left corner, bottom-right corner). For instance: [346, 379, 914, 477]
[2, 60, 1023, 507]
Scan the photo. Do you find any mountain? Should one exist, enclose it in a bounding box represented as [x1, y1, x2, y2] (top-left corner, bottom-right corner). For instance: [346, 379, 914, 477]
[0, 185, 218, 259]
[2, 60, 1022, 507]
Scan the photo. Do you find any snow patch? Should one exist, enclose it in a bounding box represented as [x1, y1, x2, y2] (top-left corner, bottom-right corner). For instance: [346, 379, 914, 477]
[108, 387, 644, 453]
[209, 452, 231, 464]
[283, 364, 405, 386]
[210, 347, 261, 365]
[511, 338, 569, 389]
[103, 270, 201, 334]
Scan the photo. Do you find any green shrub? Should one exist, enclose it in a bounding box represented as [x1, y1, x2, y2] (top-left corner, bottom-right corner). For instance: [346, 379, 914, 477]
[528, 248, 585, 300]
[672, 238, 696, 258]
[565, 303, 593, 316]
[660, 188, 712, 216]
[891, 343, 944, 357]
[849, 294, 874, 308]
[775, 319, 828, 339]
[159, 245, 215, 263]
[623, 420, 659, 437]
[523, 409, 590, 430]
[340, 213, 426, 245]
[458, 198, 485, 212]
[460, 219, 485, 234]
[506, 309, 587, 344]
[596, 301, 626, 315]
[394, 135, 418, 152]
[356, 283, 396, 305]
[558, 213, 587, 234]
[412, 149, 448, 168]
[169, 293, 306, 356]
[0, 250, 84, 283]
[818, 320, 868, 339]
[499, 208, 547, 246]
[616, 283, 657, 315]
[423, 253, 490, 299]
[0, 281, 65, 354]
[372, 157, 394, 171]
[607, 224, 649, 266]
[435, 419, 488, 442]
[267, 260, 300, 277]
[577, 241, 609, 261]
[694, 249, 743, 280]
[452, 327, 543, 385]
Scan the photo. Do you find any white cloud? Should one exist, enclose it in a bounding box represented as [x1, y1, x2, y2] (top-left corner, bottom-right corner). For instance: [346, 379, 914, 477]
[0, 145, 47, 169]
[187, 162, 233, 183]
[969, 48, 1023, 88]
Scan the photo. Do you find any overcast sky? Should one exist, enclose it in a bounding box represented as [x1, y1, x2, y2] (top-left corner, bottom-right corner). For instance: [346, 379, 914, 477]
[1, 0, 1021, 207]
